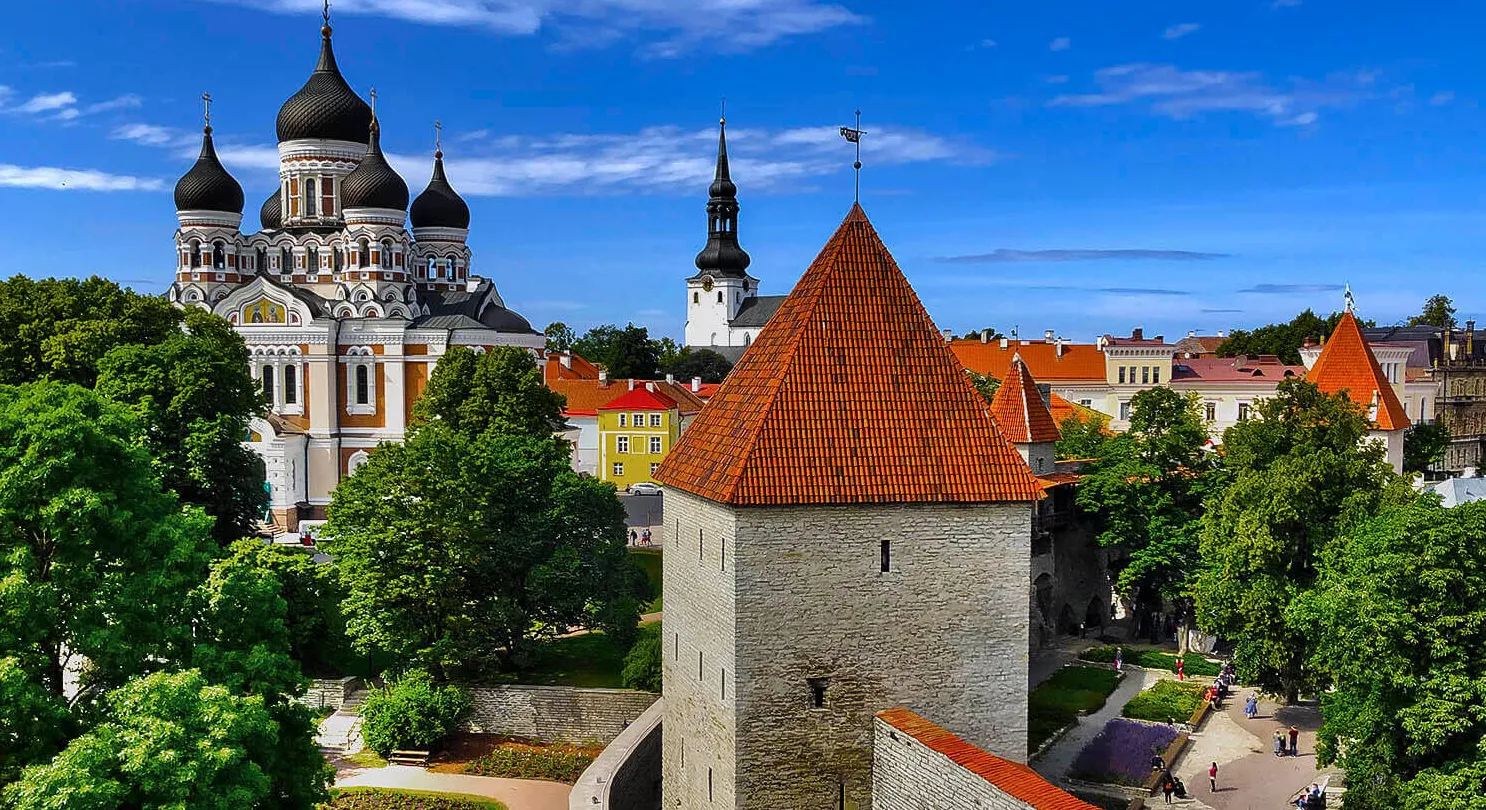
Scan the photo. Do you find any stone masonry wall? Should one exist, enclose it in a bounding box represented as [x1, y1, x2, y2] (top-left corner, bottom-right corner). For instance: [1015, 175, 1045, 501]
[571, 698, 664, 810]
[297, 676, 362, 711]
[871, 717, 1044, 810]
[661, 488, 738, 810]
[733, 501, 1032, 810]
[462, 685, 658, 744]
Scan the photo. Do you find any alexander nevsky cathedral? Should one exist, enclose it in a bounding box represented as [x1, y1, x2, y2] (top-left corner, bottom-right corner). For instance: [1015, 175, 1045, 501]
[166, 14, 541, 533]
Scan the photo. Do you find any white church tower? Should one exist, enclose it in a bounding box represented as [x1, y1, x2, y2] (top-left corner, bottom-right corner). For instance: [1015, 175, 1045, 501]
[684, 117, 761, 349]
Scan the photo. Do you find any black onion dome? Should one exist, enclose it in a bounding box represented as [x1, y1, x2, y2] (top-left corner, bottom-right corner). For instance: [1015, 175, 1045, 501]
[275, 26, 373, 143]
[693, 119, 750, 276]
[410, 151, 470, 229]
[174, 127, 244, 213]
[340, 124, 408, 211]
[260, 188, 282, 230]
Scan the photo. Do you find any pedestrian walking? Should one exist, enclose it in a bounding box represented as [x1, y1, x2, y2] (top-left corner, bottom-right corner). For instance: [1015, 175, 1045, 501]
[1176, 658, 1185, 681]
[1114, 648, 1123, 673]
[1245, 693, 1258, 720]
[1273, 730, 1284, 757]
[641, 527, 652, 546]
[1162, 773, 1175, 804]
[1209, 761, 1218, 792]
[1289, 725, 1299, 756]
[629, 529, 637, 546]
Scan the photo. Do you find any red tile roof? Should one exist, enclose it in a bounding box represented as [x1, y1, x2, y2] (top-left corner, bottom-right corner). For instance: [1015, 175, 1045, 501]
[544, 352, 601, 381]
[598, 386, 676, 411]
[989, 356, 1062, 444]
[549, 378, 704, 417]
[950, 340, 1107, 383]
[877, 709, 1098, 810]
[655, 204, 1039, 506]
[1306, 311, 1410, 431]
[1170, 355, 1305, 384]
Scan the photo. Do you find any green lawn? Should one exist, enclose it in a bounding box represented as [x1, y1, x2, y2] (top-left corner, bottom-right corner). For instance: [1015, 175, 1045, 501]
[1121, 679, 1205, 723]
[1078, 646, 1221, 677]
[1028, 666, 1122, 751]
[631, 548, 662, 612]
[327, 788, 508, 809]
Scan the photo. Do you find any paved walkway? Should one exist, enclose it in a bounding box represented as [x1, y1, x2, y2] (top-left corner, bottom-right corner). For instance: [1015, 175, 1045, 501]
[1184, 695, 1333, 810]
[1033, 667, 1162, 782]
[336, 764, 571, 810]
[1029, 636, 1101, 688]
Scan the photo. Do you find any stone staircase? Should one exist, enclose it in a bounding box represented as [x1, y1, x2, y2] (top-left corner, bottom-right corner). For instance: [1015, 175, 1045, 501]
[316, 689, 368, 757]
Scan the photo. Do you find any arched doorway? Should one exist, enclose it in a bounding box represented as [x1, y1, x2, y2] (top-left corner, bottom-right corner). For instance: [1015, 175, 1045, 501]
[1057, 603, 1078, 635]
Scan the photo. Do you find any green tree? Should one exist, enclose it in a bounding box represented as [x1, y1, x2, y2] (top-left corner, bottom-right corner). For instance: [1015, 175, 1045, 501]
[662, 348, 733, 384]
[1407, 294, 1458, 329]
[1195, 378, 1410, 702]
[1216, 309, 1372, 365]
[411, 345, 566, 438]
[1403, 421, 1451, 475]
[325, 428, 646, 675]
[1293, 498, 1486, 809]
[620, 623, 662, 692]
[0, 276, 182, 388]
[544, 321, 576, 353]
[4, 670, 279, 810]
[358, 669, 472, 756]
[966, 371, 1000, 403]
[650, 335, 682, 371]
[571, 324, 622, 369]
[1055, 413, 1109, 460]
[1076, 388, 1216, 646]
[0, 659, 71, 785]
[217, 540, 350, 677]
[572, 323, 662, 379]
[95, 309, 268, 544]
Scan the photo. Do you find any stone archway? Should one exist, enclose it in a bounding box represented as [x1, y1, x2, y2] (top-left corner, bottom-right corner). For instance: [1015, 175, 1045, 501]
[1085, 596, 1105, 630]
[1058, 603, 1078, 635]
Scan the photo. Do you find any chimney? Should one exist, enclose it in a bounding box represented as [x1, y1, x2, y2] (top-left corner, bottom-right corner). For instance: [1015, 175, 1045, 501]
[599, 370, 609, 386]
[1044, 329, 1055, 343]
[1187, 330, 1196, 338]
[980, 331, 989, 344]
[1132, 327, 1144, 341]
[1056, 337, 1065, 358]
[691, 376, 702, 392]
[628, 378, 637, 391]
[1469, 320, 1476, 357]
[645, 381, 655, 392]
[942, 329, 954, 343]
[559, 352, 572, 369]
[666, 373, 675, 384]
[999, 336, 1009, 349]
[1303, 336, 1316, 348]
[1217, 330, 1226, 338]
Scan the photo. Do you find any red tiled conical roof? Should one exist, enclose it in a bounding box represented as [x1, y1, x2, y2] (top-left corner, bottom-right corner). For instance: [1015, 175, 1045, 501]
[655, 204, 1039, 505]
[1307, 310, 1410, 431]
[988, 355, 1061, 444]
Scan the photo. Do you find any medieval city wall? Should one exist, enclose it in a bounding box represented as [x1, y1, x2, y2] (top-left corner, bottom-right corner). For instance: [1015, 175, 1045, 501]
[461, 685, 657, 744]
[870, 716, 1048, 810]
[570, 698, 664, 810]
[660, 488, 739, 810]
[730, 501, 1032, 810]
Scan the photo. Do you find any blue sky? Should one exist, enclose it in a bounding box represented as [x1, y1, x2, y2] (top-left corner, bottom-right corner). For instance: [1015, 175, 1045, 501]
[1, 0, 1483, 342]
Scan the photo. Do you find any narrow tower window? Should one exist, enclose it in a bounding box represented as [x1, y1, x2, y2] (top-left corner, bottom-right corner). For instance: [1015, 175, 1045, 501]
[355, 365, 370, 406]
[880, 539, 891, 572]
[808, 678, 828, 708]
[305, 178, 317, 217]
[306, 245, 318, 273]
[358, 238, 371, 268]
[283, 365, 297, 405]
[212, 242, 226, 269]
[262, 366, 275, 402]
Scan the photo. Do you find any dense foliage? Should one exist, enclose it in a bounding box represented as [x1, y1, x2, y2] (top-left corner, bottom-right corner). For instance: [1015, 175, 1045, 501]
[462, 742, 597, 784]
[1215, 309, 1367, 365]
[1121, 680, 1205, 723]
[571, 323, 662, 379]
[966, 371, 1000, 403]
[1403, 421, 1451, 475]
[1069, 719, 1180, 787]
[620, 622, 663, 692]
[663, 347, 733, 384]
[328, 348, 647, 676]
[1195, 379, 1410, 701]
[359, 670, 472, 756]
[329, 789, 507, 810]
[412, 346, 567, 437]
[1055, 412, 1109, 461]
[1294, 498, 1486, 809]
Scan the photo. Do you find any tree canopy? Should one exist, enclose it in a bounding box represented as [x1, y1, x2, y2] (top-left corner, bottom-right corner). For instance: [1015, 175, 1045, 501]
[1055, 412, 1109, 461]
[663, 347, 732, 384]
[966, 371, 1000, 404]
[1195, 378, 1410, 701]
[543, 321, 576, 353]
[1215, 309, 1371, 365]
[1407, 294, 1458, 329]
[411, 345, 566, 438]
[1293, 497, 1486, 809]
[570, 323, 674, 379]
[1403, 421, 1451, 475]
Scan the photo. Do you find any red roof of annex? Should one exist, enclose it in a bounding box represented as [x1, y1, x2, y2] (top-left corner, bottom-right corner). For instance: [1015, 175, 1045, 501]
[656, 204, 1039, 505]
[1306, 310, 1410, 431]
[598, 386, 677, 412]
[988, 355, 1062, 444]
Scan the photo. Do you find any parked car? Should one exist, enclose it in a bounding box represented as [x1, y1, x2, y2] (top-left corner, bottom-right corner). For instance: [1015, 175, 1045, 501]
[629, 482, 663, 496]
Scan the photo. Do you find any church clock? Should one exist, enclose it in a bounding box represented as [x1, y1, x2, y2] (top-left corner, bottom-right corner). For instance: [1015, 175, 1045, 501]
[701, 276, 714, 293]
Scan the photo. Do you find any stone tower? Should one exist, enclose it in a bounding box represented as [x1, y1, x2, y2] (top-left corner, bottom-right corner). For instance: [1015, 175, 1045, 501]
[655, 204, 1041, 810]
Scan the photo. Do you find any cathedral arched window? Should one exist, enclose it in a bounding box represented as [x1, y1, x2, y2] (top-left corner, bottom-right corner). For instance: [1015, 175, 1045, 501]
[280, 247, 290, 272]
[255, 247, 266, 273]
[306, 245, 319, 274]
[283, 364, 297, 405]
[446, 256, 459, 279]
[428, 257, 438, 279]
[189, 239, 201, 268]
[212, 242, 226, 270]
[333, 246, 343, 272]
[380, 241, 393, 270]
[358, 238, 371, 268]
[354, 365, 370, 406]
[261, 365, 275, 401]
[305, 178, 317, 217]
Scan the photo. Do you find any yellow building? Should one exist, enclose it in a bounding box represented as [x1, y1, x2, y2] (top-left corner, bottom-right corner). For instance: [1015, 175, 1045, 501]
[597, 383, 682, 490]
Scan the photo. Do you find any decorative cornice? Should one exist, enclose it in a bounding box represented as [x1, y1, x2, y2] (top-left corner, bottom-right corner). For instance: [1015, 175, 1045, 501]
[278, 139, 368, 162]
[342, 208, 408, 228]
[177, 211, 243, 229]
[410, 226, 470, 243]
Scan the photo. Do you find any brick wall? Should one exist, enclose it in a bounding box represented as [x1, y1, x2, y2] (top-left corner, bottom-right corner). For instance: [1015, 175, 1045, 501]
[462, 684, 658, 744]
[872, 715, 1079, 810]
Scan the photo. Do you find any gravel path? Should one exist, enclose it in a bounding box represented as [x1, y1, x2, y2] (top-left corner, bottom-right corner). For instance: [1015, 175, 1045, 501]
[336, 764, 571, 810]
[1032, 667, 1162, 782]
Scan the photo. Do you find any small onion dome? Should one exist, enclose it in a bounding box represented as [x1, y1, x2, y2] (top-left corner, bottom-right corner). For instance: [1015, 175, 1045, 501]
[340, 122, 408, 211]
[174, 127, 244, 214]
[275, 24, 373, 144]
[410, 151, 470, 229]
[260, 188, 282, 230]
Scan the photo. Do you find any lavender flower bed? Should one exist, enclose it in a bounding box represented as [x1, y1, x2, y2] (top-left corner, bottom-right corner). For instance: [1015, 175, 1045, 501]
[1069, 718, 1180, 787]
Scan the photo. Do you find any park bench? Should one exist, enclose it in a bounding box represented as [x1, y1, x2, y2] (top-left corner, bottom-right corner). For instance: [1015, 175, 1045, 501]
[388, 749, 431, 767]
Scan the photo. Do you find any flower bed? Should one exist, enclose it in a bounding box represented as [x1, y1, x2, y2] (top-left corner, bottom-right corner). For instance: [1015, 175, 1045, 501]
[328, 788, 507, 810]
[460, 740, 597, 784]
[1028, 666, 1122, 751]
[1078, 646, 1220, 677]
[1069, 718, 1180, 786]
[1122, 680, 1205, 723]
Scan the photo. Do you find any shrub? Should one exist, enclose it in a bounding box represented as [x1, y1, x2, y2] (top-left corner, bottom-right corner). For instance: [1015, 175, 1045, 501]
[328, 788, 506, 809]
[1027, 666, 1121, 750]
[1078, 646, 1220, 677]
[462, 742, 596, 784]
[1069, 718, 1180, 786]
[621, 622, 662, 692]
[360, 670, 472, 756]
[1122, 679, 1205, 723]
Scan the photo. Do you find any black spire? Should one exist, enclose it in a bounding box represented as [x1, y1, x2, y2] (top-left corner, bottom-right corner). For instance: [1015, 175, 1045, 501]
[693, 116, 750, 277]
[275, 19, 373, 143]
[174, 125, 244, 214]
[341, 111, 409, 212]
[411, 124, 470, 229]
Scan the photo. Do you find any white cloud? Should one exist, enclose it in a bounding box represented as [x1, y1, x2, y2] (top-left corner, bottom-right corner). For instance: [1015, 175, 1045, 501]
[1049, 37, 1070, 52]
[5, 90, 143, 121]
[1163, 23, 1200, 40]
[0, 163, 163, 191]
[16, 91, 77, 114]
[1049, 63, 1376, 127]
[86, 94, 144, 114]
[113, 123, 187, 147]
[213, 0, 863, 56]
[1431, 91, 1455, 106]
[1271, 0, 1301, 7]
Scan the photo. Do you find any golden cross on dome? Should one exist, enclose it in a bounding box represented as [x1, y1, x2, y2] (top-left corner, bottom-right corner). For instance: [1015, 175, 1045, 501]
[435, 120, 443, 153]
[201, 92, 212, 129]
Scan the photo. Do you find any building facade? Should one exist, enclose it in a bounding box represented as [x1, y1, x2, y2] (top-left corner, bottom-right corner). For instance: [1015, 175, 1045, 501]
[167, 15, 541, 533]
[598, 384, 683, 489]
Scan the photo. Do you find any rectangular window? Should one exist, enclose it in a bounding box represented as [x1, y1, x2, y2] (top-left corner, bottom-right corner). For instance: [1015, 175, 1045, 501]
[1080, 399, 1092, 407]
[650, 462, 659, 475]
[880, 539, 891, 572]
[1119, 401, 1131, 421]
[649, 436, 663, 454]
[613, 462, 624, 476]
[1238, 403, 1251, 421]
[617, 436, 630, 454]
[808, 678, 828, 708]
[632, 412, 645, 426]
[1142, 366, 1150, 384]
[1118, 366, 1126, 384]
[650, 413, 663, 427]
[321, 176, 335, 216]
[289, 178, 300, 217]
[1205, 402, 1217, 421]
[1152, 366, 1161, 384]
[618, 414, 627, 427]
[283, 365, 297, 405]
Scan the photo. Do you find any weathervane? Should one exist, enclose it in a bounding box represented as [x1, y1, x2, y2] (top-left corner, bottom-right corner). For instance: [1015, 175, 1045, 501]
[838, 109, 864, 202]
[1344, 283, 1356, 313]
[201, 92, 212, 131]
